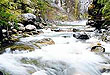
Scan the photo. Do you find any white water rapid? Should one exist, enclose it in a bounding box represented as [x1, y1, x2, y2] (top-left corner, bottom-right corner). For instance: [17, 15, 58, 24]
[0, 21, 110, 75]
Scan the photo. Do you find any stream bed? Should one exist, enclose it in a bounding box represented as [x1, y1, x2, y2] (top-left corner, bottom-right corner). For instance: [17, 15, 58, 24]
[0, 24, 110, 75]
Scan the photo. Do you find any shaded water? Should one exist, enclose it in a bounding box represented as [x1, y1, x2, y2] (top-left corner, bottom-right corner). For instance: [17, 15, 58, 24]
[0, 22, 110, 75]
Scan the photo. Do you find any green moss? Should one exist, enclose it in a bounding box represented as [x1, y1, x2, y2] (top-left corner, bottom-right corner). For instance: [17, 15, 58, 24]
[33, 43, 41, 49]
[102, 1, 110, 20]
[10, 44, 34, 51]
[10, 38, 19, 42]
[22, 33, 30, 37]
[25, 7, 34, 13]
[97, 0, 108, 4]
[21, 58, 39, 65]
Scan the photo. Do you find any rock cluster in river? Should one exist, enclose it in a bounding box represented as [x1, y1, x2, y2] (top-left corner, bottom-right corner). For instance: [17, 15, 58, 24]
[1, 13, 47, 44]
[5, 38, 55, 53]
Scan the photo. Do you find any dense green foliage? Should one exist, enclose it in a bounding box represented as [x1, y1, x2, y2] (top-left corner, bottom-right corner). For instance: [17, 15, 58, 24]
[36, 0, 49, 16]
[97, 0, 110, 20]
[87, 0, 110, 28]
[97, 0, 108, 4]
[0, 0, 50, 28]
[0, 0, 18, 28]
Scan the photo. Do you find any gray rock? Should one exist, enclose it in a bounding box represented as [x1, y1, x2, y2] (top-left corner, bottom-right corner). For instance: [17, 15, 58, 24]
[31, 31, 38, 35]
[73, 32, 90, 40]
[91, 46, 105, 53]
[21, 13, 36, 21]
[25, 25, 36, 31]
[37, 30, 44, 34]
[12, 29, 17, 34]
[17, 23, 24, 27]
[2, 29, 7, 33]
[17, 23, 25, 31]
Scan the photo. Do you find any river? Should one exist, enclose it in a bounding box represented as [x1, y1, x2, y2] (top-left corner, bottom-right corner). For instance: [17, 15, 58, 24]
[0, 21, 110, 75]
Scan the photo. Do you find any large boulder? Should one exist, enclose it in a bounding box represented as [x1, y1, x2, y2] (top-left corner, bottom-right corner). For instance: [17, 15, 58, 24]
[73, 32, 90, 40]
[20, 13, 36, 25]
[21, 13, 36, 21]
[91, 46, 105, 53]
[25, 24, 36, 31]
[91, 43, 105, 53]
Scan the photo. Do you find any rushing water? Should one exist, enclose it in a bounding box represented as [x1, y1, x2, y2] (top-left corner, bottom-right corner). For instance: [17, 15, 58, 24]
[1, 23, 110, 75]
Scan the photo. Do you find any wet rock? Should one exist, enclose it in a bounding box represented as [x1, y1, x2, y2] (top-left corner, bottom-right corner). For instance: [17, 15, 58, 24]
[17, 23, 25, 31]
[12, 29, 18, 34]
[86, 19, 96, 27]
[20, 58, 39, 73]
[39, 23, 44, 29]
[42, 22, 47, 26]
[10, 37, 19, 42]
[2, 29, 7, 33]
[51, 27, 61, 32]
[33, 22, 41, 29]
[22, 33, 31, 37]
[36, 38, 55, 45]
[91, 45, 105, 53]
[72, 28, 79, 32]
[37, 30, 44, 34]
[31, 31, 38, 35]
[25, 25, 36, 31]
[0, 71, 3, 75]
[26, 32, 33, 35]
[73, 33, 90, 40]
[9, 44, 34, 51]
[17, 23, 24, 27]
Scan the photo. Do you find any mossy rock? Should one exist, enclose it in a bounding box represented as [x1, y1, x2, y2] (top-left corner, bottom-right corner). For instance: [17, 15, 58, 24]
[36, 38, 55, 45]
[0, 70, 10, 75]
[22, 33, 31, 37]
[10, 44, 34, 51]
[10, 38, 19, 42]
[20, 58, 40, 74]
[21, 58, 39, 65]
[16, 0, 31, 5]
[91, 46, 105, 53]
[33, 43, 41, 49]
[25, 7, 34, 13]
